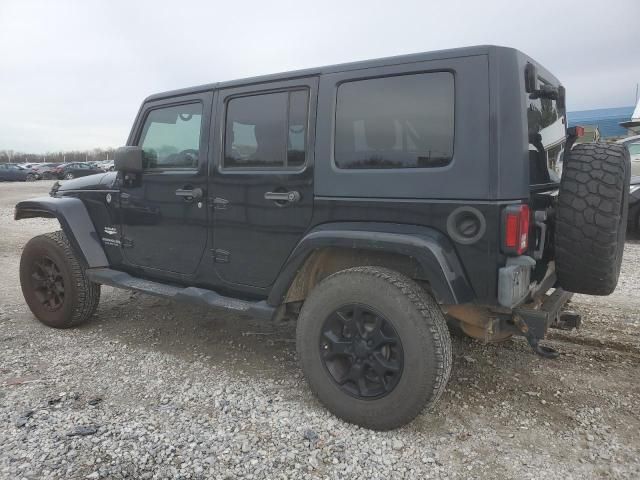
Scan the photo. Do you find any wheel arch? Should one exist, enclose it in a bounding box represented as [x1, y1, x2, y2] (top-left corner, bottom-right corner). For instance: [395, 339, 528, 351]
[268, 222, 475, 307]
[14, 196, 109, 268]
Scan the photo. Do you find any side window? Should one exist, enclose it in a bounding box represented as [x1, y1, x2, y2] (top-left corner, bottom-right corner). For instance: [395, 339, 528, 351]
[138, 103, 203, 169]
[334, 72, 454, 169]
[223, 89, 309, 169]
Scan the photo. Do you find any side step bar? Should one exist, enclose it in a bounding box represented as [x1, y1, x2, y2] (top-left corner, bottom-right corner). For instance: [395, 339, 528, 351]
[86, 268, 275, 320]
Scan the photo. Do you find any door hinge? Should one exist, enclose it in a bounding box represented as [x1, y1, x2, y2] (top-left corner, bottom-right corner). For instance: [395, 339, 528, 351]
[212, 249, 230, 263]
[210, 197, 230, 210]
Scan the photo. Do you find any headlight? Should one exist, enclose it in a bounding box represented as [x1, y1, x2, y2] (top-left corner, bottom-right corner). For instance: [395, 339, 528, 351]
[631, 185, 640, 194]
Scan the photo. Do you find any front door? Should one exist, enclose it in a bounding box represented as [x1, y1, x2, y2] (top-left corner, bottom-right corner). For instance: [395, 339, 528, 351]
[211, 78, 317, 288]
[118, 92, 212, 276]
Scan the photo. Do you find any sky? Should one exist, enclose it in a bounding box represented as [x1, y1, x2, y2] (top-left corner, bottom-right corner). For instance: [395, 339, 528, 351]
[0, 0, 638, 153]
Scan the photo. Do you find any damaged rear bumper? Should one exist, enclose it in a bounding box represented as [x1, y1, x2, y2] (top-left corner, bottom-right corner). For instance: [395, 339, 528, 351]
[511, 288, 573, 358]
[446, 263, 576, 358]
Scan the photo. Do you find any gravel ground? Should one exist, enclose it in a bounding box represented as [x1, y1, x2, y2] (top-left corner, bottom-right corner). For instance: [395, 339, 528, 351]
[1, 181, 639, 479]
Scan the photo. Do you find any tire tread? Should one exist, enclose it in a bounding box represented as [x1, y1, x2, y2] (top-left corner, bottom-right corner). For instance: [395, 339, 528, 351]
[556, 143, 630, 295]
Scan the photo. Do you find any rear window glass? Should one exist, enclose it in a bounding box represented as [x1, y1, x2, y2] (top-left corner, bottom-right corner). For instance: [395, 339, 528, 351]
[334, 72, 454, 169]
[527, 76, 565, 185]
[526, 85, 561, 137]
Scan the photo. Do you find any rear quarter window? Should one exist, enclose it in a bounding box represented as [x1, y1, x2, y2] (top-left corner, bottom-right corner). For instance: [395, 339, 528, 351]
[334, 72, 454, 169]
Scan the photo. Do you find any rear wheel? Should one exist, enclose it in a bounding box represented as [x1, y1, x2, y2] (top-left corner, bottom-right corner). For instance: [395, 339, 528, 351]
[64, 172, 74, 180]
[20, 231, 100, 328]
[555, 143, 630, 295]
[25, 174, 36, 182]
[296, 266, 452, 430]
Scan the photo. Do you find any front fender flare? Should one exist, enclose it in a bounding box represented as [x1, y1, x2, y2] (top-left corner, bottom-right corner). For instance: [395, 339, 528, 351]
[268, 222, 475, 306]
[15, 196, 109, 268]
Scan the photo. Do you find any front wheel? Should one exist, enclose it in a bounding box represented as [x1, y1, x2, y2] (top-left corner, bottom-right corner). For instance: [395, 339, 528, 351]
[25, 174, 36, 182]
[296, 266, 452, 430]
[20, 231, 100, 328]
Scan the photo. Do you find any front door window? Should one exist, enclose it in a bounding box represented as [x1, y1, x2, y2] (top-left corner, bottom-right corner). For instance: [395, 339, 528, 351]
[138, 103, 203, 169]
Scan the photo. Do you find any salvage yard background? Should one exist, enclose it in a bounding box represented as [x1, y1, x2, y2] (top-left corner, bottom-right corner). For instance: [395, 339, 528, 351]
[1, 181, 639, 479]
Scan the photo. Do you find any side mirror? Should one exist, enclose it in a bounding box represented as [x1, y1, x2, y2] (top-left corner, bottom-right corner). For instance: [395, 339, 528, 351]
[115, 146, 143, 173]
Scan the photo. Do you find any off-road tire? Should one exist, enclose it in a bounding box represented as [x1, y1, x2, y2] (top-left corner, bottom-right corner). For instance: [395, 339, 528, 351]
[556, 143, 630, 295]
[20, 231, 100, 328]
[296, 266, 452, 430]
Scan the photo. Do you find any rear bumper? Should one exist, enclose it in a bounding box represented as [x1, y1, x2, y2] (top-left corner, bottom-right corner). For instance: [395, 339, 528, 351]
[499, 261, 572, 345]
[513, 288, 573, 339]
[447, 261, 573, 355]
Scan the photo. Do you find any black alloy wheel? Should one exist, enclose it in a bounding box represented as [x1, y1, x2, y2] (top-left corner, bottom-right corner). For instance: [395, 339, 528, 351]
[30, 256, 65, 311]
[320, 304, 403, 399]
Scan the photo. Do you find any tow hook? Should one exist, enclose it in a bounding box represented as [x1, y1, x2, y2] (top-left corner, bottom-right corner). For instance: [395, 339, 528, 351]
[513, 314, 560, 359]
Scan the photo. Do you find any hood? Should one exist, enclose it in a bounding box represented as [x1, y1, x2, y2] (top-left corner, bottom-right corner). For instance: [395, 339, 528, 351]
[631, 175, 640, 186]
[52, 171, 118, 195]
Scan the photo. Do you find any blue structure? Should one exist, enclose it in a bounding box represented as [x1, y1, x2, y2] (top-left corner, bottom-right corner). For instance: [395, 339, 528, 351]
[567, 106, 634, 138]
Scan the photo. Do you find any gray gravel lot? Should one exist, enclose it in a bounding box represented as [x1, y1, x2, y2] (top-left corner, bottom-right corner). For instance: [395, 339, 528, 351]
[1, 181, 639, 479]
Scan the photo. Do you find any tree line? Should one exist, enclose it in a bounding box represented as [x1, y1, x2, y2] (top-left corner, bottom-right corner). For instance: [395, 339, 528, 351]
[0, 148, 116, 164]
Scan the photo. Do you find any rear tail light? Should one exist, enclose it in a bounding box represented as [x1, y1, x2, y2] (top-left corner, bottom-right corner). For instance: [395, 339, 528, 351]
[502, 204, 530, 255]
[567, 125, 584, 137]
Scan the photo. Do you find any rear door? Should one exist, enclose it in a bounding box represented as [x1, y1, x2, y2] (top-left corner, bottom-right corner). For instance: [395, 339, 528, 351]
[211, 78, 317, 288]
[118, 92, 213, 276]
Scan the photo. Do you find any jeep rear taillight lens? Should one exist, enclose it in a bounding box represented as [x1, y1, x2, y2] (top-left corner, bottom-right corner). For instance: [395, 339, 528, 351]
[503, 204, 530, 255]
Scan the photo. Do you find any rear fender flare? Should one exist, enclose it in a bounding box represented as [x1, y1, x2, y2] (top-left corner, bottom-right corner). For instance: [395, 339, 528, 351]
[268, 222, 475, 306]
[14, 196, 109, 268]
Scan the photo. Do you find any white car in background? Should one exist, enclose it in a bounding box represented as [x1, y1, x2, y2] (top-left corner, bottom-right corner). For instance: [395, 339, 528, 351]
[617, 135, 640, 176]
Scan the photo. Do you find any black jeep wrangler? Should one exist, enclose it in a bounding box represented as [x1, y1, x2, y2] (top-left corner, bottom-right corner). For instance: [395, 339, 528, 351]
[15, 46, 630, 430]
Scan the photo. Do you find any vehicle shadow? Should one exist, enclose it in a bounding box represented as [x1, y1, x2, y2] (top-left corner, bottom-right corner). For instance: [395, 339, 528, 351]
[92, 288, 300, 379]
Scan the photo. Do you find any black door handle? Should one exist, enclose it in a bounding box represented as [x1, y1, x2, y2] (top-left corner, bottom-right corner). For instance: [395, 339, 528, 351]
[176, 187, 203, 200]
[264, 190, 301, 203]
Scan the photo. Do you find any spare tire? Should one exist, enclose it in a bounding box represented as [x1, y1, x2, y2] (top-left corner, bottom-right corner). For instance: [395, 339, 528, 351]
[555, 143, 630, 295]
